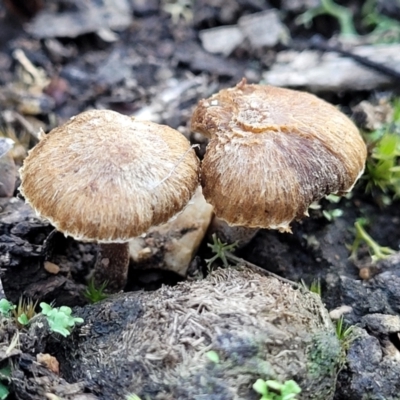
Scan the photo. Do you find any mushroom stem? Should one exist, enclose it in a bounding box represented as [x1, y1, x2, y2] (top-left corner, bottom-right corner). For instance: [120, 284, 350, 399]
[208, 216, 259, 248]
[93, 242, 130, 292]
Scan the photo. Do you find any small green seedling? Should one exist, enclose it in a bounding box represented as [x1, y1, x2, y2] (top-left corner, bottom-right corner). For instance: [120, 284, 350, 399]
[0, 297, 38, 328]
[0, 383, 9, 400]
[253, 379, 301, 400]
[364, 133, 400, 198]
[322, 208, 344, 222]
[206, 350, 220, 364]
[348, 218, 396, 263]
[40, 303, 84, 337]
[297, 0, 356, 36]
[0, 299, 15, 317]
[309, 279, 321, 296]
[335, 316, 356, 357]
[205, 234, 238, 269]
[325, 194, 342, 204]
[0, 299, 83, 338]
[334, 316, 356, 371]
[335, 316, 354, 343]
[362, 0, 400, 43]
[362, 96, 400, 202]
[301, 278, 322, 296]
[84, 279, 109, 304]
[0, 365, 11, 400]
[126, 395, 142, 400]
[12, 298, 38, 328]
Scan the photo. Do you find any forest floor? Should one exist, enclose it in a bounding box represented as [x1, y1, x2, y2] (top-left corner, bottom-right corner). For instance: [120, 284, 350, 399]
[1, 1, 400, 399]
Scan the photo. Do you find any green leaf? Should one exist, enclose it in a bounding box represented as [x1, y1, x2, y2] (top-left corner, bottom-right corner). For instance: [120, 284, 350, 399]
[126, 395, 141, 400]
[48, 323, 70, 337]
[205, 351, 220, 364]
[84, 279, 109, 304]
[281, 380, 301, 398]
[205, 234, 238, 269]
[0, 299, 14, 316]
[0, 366, 11, 378]
[40, 303, 84, 337]
[39, 302, 53, 315]
[0, 382, 9, 400]
[59, 306, 72, 316]
[0, 365, 11, 400]
[17, 314, 29, 325]
[265, 380, 283, 391]
[282, 395, 297, 400]
[253, 379, 268, 395]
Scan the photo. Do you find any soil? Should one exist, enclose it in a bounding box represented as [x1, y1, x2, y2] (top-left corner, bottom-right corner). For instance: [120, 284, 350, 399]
[1, 0, 400, 399]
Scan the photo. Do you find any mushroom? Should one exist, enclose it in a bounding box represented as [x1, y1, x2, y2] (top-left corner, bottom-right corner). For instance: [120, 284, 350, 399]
[190, 79, 367, 243]
[20, 110, 200, 292]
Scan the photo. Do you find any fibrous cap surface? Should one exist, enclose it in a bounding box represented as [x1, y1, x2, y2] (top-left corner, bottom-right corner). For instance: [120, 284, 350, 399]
[191, 79, 367, 231]
[20, 110, 200, 242]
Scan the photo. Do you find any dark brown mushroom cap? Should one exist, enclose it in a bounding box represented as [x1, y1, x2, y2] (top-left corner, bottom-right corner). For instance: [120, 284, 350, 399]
[20, 110, 200, 242]
[190, 79, 367, 232]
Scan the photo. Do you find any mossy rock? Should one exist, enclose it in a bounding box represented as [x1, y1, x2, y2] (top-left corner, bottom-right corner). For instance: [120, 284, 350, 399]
[54, 266, 342, 400]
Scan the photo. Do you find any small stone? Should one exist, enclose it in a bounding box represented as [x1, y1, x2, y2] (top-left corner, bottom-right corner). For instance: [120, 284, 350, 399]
[27, 0, 132, 39]
[0, 137, 14, 158]
[263, 45, 400, 92]
[359, 267, 371, 280]
[199, 25, 244, 56]
[0, 138, 16, 198]
[137, 247, 152, 261]
[238, 9, 289, 49]
[281, 0, 319, 12]
[37, 353, 60, 374]
[362, 313, 400, 334]
[44, 261, 60, 274]
[352, 100, 393, 131]
[329, 305, 353, 320]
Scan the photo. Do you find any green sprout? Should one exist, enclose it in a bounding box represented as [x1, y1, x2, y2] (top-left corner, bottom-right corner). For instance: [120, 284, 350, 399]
[0, 299, 15, 317]
[0, 365, 11, 400]
[205, 234, 238, 269]
[0, 299, 83, 338]
[362, 0, 400, 43]
[206, 350, 220, 364]
[40, 303, 84, 337]
[126, 395, 142, 400]
[0, 297, 38, 328]
[84, 279, 109, 304]
[364, 132, 400, 199]
[348, 218, 396, 263]
[335, 316, 354, 343]
[301, 279, 322, 296]
[322, 208, 344, 222]
[253, 379, 301, 400]
[297, 0, 356, 36]
[325, 194, 342, 203]
[334, 316, 356, 370]
[393, 98, 400, 122]
[12, 298, 38, 328]
[297, 0, 400, 42]
[361, 97, 400, 203]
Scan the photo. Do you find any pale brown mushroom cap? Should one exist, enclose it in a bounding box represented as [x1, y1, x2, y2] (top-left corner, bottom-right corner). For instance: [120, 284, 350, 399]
[190, 79, 367, 232]
[20, 110, 200, 242]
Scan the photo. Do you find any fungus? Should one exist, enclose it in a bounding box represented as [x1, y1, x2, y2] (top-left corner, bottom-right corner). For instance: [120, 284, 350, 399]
[190, 79, 367, 242]
[20, 110, 200, 292]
